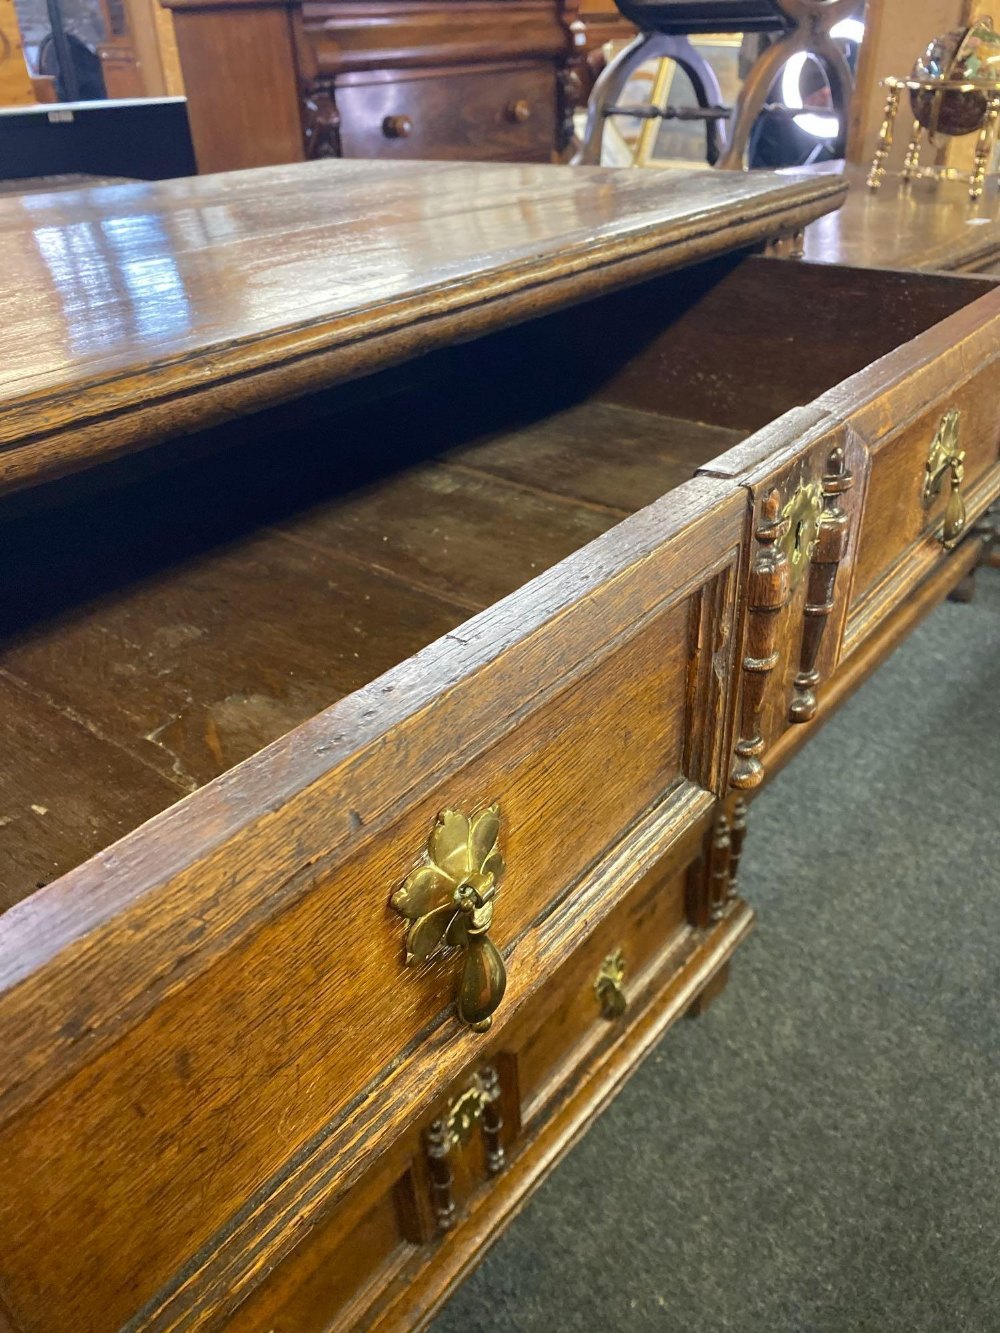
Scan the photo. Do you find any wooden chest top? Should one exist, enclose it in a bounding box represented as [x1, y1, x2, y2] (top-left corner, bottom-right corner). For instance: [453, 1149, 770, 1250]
[0, 159, 844, 493]
[803, 163, 1000, 274]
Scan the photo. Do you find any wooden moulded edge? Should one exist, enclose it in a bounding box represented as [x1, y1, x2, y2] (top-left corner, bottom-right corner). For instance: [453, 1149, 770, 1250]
[0, 176, 846, 495]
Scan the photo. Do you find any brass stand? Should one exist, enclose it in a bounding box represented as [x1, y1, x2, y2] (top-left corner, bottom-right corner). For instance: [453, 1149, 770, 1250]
[867, 77, 1000, 201]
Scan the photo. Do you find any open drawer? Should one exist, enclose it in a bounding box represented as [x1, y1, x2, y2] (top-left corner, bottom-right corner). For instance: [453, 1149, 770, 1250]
[0, 381, 749, 1331]
[1, 185, 998, 1329]
[559, 255, 1000, 779]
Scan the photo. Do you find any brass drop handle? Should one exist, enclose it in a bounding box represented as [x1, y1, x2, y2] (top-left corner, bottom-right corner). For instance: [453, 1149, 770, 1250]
[594, 949, 627, 1020]
[923, 408, 967, 550]
[505, 100, 532, 124]
[382, 114, 414, 139]
[391, 805, 507, 1032]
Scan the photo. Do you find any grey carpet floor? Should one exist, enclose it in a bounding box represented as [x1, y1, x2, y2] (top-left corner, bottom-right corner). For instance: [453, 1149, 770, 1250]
[431, 568, 1000, 1333]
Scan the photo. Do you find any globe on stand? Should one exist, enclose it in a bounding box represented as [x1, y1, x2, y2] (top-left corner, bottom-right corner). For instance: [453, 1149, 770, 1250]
[867, 17, 1000, 200]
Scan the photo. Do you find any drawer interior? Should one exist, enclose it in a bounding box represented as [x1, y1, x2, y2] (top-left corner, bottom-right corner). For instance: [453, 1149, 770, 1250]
[0, 252, 989, 910]
[571, 254, 995, 433]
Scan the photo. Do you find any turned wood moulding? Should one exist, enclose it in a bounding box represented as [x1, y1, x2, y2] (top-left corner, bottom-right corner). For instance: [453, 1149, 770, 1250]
[0, 160, 845, 494]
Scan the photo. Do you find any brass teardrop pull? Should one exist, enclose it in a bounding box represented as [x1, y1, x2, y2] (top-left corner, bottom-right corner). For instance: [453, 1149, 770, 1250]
[923, 409, 967, 550]
[391, 805, 507, 1032]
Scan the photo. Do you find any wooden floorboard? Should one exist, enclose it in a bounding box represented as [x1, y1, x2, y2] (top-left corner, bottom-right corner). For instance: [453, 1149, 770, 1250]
[0, 672, 186, 911]
[444, 401, 743, 513]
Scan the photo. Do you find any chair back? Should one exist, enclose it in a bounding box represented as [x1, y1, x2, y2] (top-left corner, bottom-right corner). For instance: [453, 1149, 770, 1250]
[612, 0, 792, 35]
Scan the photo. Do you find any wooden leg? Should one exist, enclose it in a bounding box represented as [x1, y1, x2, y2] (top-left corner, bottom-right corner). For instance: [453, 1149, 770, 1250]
[947, 571, 978, 604]
[687, 959, 732, 1017]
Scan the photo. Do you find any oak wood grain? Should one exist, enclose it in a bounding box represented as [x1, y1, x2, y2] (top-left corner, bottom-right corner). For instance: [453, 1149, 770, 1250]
[0, 673, 186, 912]
[584, 256, 997, 433]
[0, 162, 843, 494]
[803, 164, 1000, 274]
[0, 371, 741, 903]
[0, 477, 744, 1331]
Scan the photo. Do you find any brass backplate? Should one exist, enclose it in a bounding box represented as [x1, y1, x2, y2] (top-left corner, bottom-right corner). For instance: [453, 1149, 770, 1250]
[923, 408, 962, 505]
[446, 1083, 490, 1146]
[594, 949, 627, 1020]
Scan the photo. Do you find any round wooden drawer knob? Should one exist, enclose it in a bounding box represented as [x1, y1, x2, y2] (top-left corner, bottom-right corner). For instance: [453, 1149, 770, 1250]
[382, 115, 414, 139]
[505, 100, 532, 124]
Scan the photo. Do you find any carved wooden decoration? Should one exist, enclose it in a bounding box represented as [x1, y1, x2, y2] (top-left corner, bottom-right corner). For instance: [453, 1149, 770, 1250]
[789, 446, 854, 724]
[479, 1065, 506, 1176]
[690, 797, 750, 927]
[709, 809, 731, 923]
[423, 1064, 507, 1232]
[731, 490, 791, 790]
[424, 1117, 457, 1231]
[302, 79, 342, 160]
[727, 797, 747, 908]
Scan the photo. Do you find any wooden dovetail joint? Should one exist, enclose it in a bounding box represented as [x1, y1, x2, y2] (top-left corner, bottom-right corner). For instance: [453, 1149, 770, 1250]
[730, 490, 791, 791]
[789, 446, 854, 724]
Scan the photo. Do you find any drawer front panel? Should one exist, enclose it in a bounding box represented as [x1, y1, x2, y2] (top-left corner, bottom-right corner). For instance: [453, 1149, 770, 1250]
[846, 353, 1000, 647]
[337, 66, 557, 162]
[516, 859, 691, 1123]
[820, 285, 1000, 654]
[226, 849, 739, 1332]
[0, 481, 745, 1332]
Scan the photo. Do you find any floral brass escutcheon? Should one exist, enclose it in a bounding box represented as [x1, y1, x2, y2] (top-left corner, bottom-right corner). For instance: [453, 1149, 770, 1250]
[780, 478, 824, 587]
[391, 805, 507, 1032]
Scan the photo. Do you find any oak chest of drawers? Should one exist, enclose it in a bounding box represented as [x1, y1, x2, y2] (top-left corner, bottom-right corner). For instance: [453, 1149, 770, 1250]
[0, 161, 997, 1332]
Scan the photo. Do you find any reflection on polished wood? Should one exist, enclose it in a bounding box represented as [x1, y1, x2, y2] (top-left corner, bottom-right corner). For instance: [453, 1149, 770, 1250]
[804, 163, 1000, 273]
[0, 160, 843, 494]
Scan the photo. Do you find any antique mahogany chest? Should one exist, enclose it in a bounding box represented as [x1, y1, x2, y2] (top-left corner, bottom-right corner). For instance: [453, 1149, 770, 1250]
[159, 0, 626, 174]
[0, 162, 997, 1332]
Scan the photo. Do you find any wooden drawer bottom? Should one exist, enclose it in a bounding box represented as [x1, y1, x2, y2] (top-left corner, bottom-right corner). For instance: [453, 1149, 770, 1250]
[229, 849, 754, 1332]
